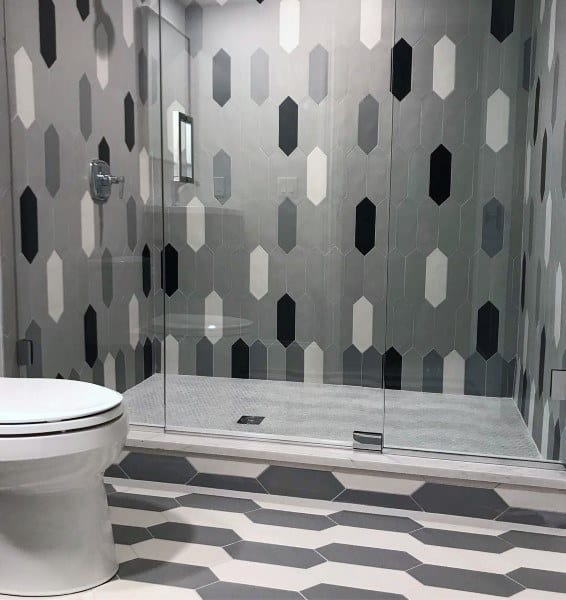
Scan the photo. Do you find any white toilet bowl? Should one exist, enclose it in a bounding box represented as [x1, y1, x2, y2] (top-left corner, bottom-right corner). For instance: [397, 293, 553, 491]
[0, 377, 128, 596]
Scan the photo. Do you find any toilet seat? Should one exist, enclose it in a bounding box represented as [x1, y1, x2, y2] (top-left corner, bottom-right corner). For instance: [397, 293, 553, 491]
[0, 378, 123, 436]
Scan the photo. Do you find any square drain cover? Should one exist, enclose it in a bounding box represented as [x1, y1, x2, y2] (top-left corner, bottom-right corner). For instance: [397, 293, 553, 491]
[237, 415, 265, 425]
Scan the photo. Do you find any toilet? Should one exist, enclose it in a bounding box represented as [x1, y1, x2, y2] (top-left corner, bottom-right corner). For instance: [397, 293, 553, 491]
[0, 377, 128, 596]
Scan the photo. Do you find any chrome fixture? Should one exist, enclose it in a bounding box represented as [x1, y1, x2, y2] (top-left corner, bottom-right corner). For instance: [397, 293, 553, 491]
[89, 159, 125, 204]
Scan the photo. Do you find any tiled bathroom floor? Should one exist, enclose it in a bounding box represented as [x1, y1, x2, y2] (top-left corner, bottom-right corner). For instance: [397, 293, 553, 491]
[4, 481, 566, 599]
[125, 374, 541, 459]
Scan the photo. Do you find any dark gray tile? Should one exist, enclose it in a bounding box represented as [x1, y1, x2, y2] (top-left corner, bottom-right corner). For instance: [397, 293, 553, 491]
[119, 558, 217, 589]
[317, 543, 420, 571]
[258, 466, 344, 500]
[105, 463, 128, 479]
[334, 490, 422, 512]
[409, 565, 523, 597]
[302, 584, 407, 600]
[177, 493, 260, 513]
[212, 49, 231, 107]
[508, 568, 566, 593]
[246, 509, 335, 531]
[112, 524, 152, 545]
[107, 492, 179, 512]
[497, 507, 566, 529]
[412, 483, 508, 519]
[225, 541, 325, 569]
[119, 452, 196, 485]
[189, 473, 267, 494]
[199, 582, 302, 599]
[411, 528, 512, 554]
[499, 530, 566, 553]
[149, 522, 240, 546]
[329, 511, 421, 533]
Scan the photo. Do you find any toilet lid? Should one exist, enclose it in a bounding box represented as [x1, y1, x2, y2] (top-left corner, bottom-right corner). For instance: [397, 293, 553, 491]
[0, 378, 122, 424]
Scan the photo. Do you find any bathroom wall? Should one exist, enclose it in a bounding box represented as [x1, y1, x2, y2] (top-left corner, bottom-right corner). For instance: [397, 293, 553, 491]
[4, 0, 162, 392]
[162, 0, 530, 396]
[516, 0, 565, 461]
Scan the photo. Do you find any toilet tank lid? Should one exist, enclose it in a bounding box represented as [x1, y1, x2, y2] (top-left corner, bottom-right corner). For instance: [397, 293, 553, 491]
[0, 377, 122, 424]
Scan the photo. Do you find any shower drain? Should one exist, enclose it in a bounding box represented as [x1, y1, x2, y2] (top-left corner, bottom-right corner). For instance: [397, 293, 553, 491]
[237, 415, 265, 425]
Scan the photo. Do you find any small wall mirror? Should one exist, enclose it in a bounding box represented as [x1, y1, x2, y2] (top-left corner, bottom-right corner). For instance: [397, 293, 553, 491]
[173, 111, 194, 183]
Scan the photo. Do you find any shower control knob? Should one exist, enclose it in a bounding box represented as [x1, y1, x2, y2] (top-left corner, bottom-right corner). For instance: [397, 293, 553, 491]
[89, 159, 125, 204]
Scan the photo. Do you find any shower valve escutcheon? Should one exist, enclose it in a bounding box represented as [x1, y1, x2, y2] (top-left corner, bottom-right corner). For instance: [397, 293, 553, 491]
[89, 159, 125, 204]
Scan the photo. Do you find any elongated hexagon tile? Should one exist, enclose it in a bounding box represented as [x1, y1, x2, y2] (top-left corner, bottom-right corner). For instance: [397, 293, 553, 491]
[76, 0, 89, 20]
[80, 191, 95, 256]
[307, 147, 327, 205]
[186, 1, 203, 57]
[433, 36, 455, 99]
[14, 48, 35, 128]
[187, 197, 205, 250]
[425, 249, 447, 308]
[108, 492, 179, 512]
[95, 21, 109, 89]
[318, 543, 420, 570]
[490, 0, 515, 42]
[119, 452, 196, 484]
[329, 511, 420, 532]
[411, 528, 512, 553]
[548, 0, 556, 69]
[277, 294, 296, 348]
[44, 124, 60, 197]
[196, 337, 213, 376]
[246, 509, 334, 531]
[163, 244, 178, 296]
[142, 245, 151, 297]
[149, 522, 240, 546]
[213, 49, 231, 107]
[250, 48, 269, 105]
[524, 142, 531, 202]
[46, 251, 64, 322]
[205, 291, 223, 344]
[355, 198, 376, 255]
[391, 39, 412, 101]
[279, 97, 298, 155]
[352, 297, 373, 352]
[104, 353, 116, 390]
[250, 246, 269, 300]
[555, 264, 562, 346]
[481, 198, 505, 257]
[177, 493, 259, 513]
[422, 349, 443, 393]
[486, 90, 510, 152]
[443, 350, 465, 394]
[304, 342, 323, 383]
[477, 302, 499, 360]
[258, 465, 343, 500]
[122, 0, 134, 47]
[279, 0, 300, 53]
[79, 74, 92, 140]
[358, 95, 379, 154]
[126, 196, 137, 251]
[84, 305, 98, 367]
[544, 193, 552, 266]
[429, 145, 451, 204]
[124, 92, 135, 151]
[226, 541, 324, 568]
[139, 147, 150, 204]
[20, 186, 38, 264]
[278, 198, 297, 253]
[360, 0, 382, 49]
[101, 248, 113, 307]
[119, 558, 216, 588]
[129, 294, 139, 348]
[165, 334, 179, 375]
[213, 150, 231, 203]
[309, 45, 328, 104]
[39, 0, 56, 67]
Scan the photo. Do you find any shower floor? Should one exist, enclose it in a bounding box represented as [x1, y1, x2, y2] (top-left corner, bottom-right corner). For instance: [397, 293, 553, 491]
[124, 374, 541, 460]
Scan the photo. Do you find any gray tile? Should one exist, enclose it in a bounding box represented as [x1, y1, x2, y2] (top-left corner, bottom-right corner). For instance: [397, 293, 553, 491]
[250, 48, 269, 106]
[358, 95, 379, 154]
[317, 543, 420, 571]
[199, 582, 302, 600]
[497, 507, 566, 529]
[278, 198, 297, 254]
[177, 493, 260, 513]
[126, 196, 137, 251]
[329, 511, 421, 533]
[212, 49, 231, 107]
[119, 558, 217, 589]
[309, 44, 328, 104]
[409, 565, 523, 597]
[500, 530, 566, 553]
[79, 73, 91, 140]
[249, 340, 267, 380]
[286, 341, 304, 382]
[44, 124, 59, 197]
[246, 509, 335, 531]
[189, 473, 267, 494]
[107, 492, 179, 512]
[422, 350, 443, 393]
[258, 465, 344, 500]
[185, 1, 203, 57]
[302, 584, 407, 600]
[213, 149, 231, 204]
[119, 452, 196, 485]
[481, 198, 505, 258]
[411, 528, 512, 554]
[508, 568, 566, 593]
[149, 522, 240, 546]
[196, 337, 214, 376]
[101, 248, 113, 307]
[225, 541, 325, 569]
[112, 524, 152, 545]
[333, 490, 423, 513]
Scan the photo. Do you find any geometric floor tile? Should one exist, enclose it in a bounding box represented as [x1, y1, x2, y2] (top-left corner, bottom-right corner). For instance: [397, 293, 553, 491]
[107, 492, 180, 512]
[112, 524, 153, 545]
[302, 584, 407, 599]
[499, 530, 566, 553]
[334, 489, 422, 511]
[118, 558, 217, 589]
[507, 567, 566, 593]
[329, 511, 421, 533]
[317, 543, 420, 570]
[496, 507, 566, 529]
[411, 528, 512, 553]
[245, 508, 335, 531]
[225, 540, 325, 568]
[177, 493, 260, 513]
[148, 522, 241, 546]
[198, 581, 303, 599]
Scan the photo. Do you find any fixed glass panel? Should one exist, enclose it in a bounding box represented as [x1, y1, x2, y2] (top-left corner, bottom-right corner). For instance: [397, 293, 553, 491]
[161, 0, 395, 444]
[384, 0, 563, 461]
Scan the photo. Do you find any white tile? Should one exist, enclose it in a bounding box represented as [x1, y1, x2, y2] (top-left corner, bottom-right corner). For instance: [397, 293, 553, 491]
[204, 291, 223, 344]
[360, 0, 382, 50]
[132, 539, 230, 568]
[306, 147, 327, 206]
[486, 89, 510, 152]
[496, 484, 566, 512]
[352, 296, 373, 352]
[13, 47, 35, 129]
[333, 470, 423, 495]
[81, 191, 95, 256]
[523, 311, 529, 364]
[433, 36, 455, 100]
[93, 579, 199, 599]
[443, 350, 465, 394]
[548, 0, 556, 69]
[425, 249, 447, 308]
[249, 246, 269, 300]
[528, 380, 536, 427]
[128, 294, 139, 349]
[165, 334, 179, 375]
[95, 23, 109, 89]
[555, 264, 562, 346]
[104, 353, 116, 390]
[46, 251, 64, 322]
[540, 0, 546, 21]
[545, 193, 552, 266]
[304, 342, 324, 384]
[189, 456, 266, 478]
[115, 544, 137, 564]
[187, 197, 205, 251]
[279, 0, 300, 53]
[122, 0, 134, 47]
[139, 148, 150, 204]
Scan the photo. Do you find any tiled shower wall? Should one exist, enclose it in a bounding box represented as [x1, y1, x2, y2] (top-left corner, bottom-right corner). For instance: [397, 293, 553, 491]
[516, 0, 566, 461]
[162, 0, 530, 396]
[3, 0, 163, 388]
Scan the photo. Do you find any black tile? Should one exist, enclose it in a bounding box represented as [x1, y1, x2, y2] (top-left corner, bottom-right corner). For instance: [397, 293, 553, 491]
[277, 294, 296, 348]
[39, 0, 56, 67]
[508, 568, 566, 593]
[112, 524, 152, 545]
[142, 244, 151, 297]
[412, 483, 508, 520]
[84, 305, 98, 367]
[189, 473, 267, 494]
[76, 0, 89, 20]
[538, 327, 546, 396]
[232, 338, 250, 379]
[105, 463, 127, 479]
[384, 347, 402, 390]
[334, 489, 422, 512]
[533, 78, 540, 144]
[476, 301, 499, 360]
[521, 253, 526, 311]
[329, 511, 421, 533]
[162, 243, 178, 296]
[246, 509, 335, 531]
[115, 350, 127, 393]
[490, 0, 515, 42]
[119, 558, 217, 589]
[124, 92, 135, 151]
[500, 530, 566, 553]
[20, 187, 38, 263]
[497, 507, 566, 529]
[429, 144, 452, 205]
[279, 96, 298, 156]
[541, 130, 547, 201]
[143, 337, 153, 380]
[119, 452, 196, 484]
[98, 136, 110, 165]
[355, 198, 376, 255]
[258, 465, 344, 500]
[177, 493, 260, 513]
[391, 38, 412, 101]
